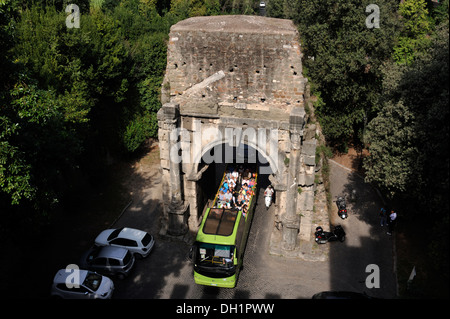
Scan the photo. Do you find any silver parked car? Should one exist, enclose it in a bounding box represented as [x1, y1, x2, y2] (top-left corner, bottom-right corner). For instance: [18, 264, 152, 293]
[50, 269, 114, 299]
[95, 227, 155, 258]
[79, 245, 135, 279]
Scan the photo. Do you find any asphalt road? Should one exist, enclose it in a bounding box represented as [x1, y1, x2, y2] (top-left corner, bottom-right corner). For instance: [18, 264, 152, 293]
[111, 160, 397, 299]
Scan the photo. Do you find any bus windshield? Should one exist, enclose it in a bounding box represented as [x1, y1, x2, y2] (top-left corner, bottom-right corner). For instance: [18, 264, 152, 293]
[194, 243, 235, 275]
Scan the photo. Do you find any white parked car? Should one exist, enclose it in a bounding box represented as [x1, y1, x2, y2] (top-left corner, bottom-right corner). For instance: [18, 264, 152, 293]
[51, 269, 114, 299]
[95, 227, 155, 258]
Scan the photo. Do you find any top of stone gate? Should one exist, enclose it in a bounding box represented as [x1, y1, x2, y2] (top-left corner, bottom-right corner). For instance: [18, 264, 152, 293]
[171, 15, 298, 35]
[162, 15, 306, 122]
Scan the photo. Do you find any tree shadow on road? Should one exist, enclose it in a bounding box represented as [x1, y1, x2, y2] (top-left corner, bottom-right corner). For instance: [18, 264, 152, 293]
[328, 162, 397, 299]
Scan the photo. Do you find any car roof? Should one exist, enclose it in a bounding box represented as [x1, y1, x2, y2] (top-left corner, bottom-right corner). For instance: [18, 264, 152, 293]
[118, 227, 146, 240]
[97, 245, 129, 259]
[96, 227, 147, 243]
[53, 269, 88, 284]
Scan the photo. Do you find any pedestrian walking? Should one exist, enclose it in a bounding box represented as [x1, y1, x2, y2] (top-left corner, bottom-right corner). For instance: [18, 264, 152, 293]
[387, 210, 397, 235]
[380, 207, 387, 226]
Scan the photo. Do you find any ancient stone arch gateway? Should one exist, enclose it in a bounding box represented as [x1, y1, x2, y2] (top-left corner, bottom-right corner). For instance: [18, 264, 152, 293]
[157, 15, 317, 255]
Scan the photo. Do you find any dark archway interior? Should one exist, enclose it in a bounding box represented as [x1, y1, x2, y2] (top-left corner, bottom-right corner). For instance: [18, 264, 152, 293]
[196, 143, 272, 223]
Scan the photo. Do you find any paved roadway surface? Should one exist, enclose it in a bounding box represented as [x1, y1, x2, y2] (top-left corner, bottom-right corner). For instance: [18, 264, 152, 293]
[111, 160, 397, 299]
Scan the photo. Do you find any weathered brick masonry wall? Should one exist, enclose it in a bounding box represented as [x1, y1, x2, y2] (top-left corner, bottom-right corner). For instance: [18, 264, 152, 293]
[162, 15, 306, 121]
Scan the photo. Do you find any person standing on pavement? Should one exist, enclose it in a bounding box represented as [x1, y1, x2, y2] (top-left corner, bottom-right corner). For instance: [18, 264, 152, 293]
[387, 210, 397, 235]
[380, 207, 387, 226]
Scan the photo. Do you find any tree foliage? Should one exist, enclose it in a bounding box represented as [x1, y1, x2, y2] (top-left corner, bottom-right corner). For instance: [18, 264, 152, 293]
[364, 21, 449, 277]
[364, 21, 449, 207]
[277, 0, 400, 148]
[392, 0, 432, 64]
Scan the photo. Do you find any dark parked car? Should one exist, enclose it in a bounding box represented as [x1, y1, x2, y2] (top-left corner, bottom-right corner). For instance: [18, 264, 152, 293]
[79, 245, 135, 279]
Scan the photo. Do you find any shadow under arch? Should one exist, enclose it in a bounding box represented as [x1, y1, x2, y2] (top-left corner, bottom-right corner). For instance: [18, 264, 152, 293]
[191, 141, 275, 228]
[190, 137, 279, 178]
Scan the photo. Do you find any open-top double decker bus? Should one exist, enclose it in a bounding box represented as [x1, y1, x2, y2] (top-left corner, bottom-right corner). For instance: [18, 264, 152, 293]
[191, 165, 258, 288]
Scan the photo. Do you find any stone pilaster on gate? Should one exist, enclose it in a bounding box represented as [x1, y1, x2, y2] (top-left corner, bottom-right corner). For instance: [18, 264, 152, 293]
[157, 103, 189, 237]
[279, 106, 305, 253]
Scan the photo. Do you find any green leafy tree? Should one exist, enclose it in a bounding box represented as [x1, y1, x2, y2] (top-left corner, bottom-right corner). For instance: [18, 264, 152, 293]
[291, 0, 399, 148]
[365, 21, 449, 280]
[123, 31, 168, 152]
[1, 83, 83, 208]
[364, 21, 449, 206]
[267, 0, 299, 19]
[392, 0, 432, 64]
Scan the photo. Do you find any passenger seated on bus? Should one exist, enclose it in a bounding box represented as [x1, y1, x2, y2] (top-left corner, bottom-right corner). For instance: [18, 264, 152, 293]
[248, 177, 255, 188]
[241, 176, 249, 186]
[246, 185, 254, 197]
[232, 189, 238, 205]
[242, 204, 248, 217]
[224, 189, 233, 204]
[239, 183, 248, 199]
[228, 178, 236, 191]
[231, 169, 239, 182]
[235, 194, 245, 211]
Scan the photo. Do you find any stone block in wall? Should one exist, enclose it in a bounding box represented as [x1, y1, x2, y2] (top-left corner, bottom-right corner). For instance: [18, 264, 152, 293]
[278, 140, 291, 154]
[301, 139, 316, 157]
[298, 188, 315, 211]
[298, 172, 315, 187]
[159, 144, 170, 162]
[160, 159, 170, 170]
[304, 124, 316, 140]
[304, 155, 316, 166]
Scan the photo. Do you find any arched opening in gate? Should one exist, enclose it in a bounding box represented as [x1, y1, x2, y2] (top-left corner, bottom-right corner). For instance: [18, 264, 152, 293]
[195, 142, 274, 226]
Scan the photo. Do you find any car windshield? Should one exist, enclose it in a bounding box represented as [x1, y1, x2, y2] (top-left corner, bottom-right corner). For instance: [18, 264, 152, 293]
[83, 272, 103, 292]
[123, 251, 132, 265]
[107, 228, 123, 241]
[141, 233, 152, 246]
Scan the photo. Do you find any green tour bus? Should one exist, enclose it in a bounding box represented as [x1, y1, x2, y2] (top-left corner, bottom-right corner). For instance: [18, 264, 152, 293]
[191, 165, 258, 288]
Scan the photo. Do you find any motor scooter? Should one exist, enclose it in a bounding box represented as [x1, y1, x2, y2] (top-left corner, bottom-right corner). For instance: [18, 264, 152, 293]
[264, 186, 274, 209]
[336, 196, 348, 219]
[315, 225, 346, 244]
